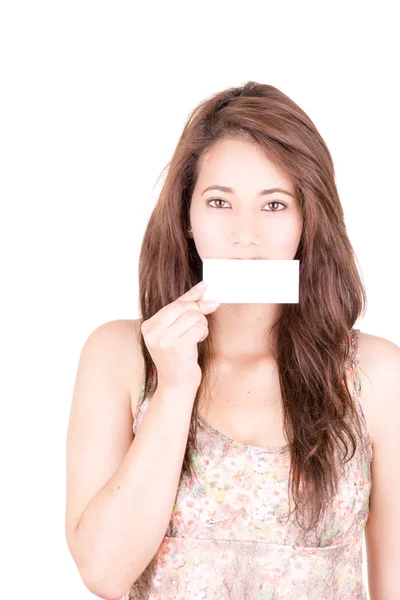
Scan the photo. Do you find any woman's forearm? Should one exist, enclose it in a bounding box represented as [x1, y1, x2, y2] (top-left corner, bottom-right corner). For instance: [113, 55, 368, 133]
[72, 383, 197, 599]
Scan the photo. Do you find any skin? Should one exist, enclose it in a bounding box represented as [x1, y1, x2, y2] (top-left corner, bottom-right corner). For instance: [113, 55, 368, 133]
[188, 137, 303, 365]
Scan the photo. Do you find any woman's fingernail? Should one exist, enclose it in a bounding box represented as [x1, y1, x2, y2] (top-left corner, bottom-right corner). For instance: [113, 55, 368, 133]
[205, 300, 219, 308]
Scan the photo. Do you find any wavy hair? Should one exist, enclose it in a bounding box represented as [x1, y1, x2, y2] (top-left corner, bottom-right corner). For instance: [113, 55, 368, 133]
[137, 81, 367, 531]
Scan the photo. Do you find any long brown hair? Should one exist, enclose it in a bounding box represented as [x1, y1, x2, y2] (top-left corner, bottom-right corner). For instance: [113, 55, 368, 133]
[137, 81, 367, 531]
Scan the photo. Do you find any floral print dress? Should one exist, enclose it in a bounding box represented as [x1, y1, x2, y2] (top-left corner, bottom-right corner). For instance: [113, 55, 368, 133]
[121, 328, 372, 599]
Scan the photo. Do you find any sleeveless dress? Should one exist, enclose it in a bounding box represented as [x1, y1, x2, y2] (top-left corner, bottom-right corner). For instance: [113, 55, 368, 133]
[121, 328, 372, 599]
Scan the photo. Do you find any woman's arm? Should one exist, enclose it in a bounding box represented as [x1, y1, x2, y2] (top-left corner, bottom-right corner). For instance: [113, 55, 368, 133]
[65, 320, 197, 600]
[359, 334, 400, 599]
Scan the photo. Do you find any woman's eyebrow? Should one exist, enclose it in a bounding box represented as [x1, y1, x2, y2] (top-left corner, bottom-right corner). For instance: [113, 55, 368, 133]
[201, 185, 295, 198]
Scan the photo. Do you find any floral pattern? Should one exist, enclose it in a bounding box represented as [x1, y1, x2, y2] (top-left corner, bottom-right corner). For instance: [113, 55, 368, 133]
[121, 328, 372, 599]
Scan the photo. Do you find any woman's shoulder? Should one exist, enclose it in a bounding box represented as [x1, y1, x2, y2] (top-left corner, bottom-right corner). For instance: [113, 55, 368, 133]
[89, 318, 144, 420]
[356, 329, 400, 451]
[357, 329, 400, 372]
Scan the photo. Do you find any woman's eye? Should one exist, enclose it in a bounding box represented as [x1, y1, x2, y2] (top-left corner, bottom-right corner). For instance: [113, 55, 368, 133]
[207, 198, 286, 211]
[207, 198, 229, 208]
[263, 201, 286, 211]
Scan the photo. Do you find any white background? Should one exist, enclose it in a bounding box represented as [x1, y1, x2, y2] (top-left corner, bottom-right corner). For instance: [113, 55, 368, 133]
[1, 1, 399, 598]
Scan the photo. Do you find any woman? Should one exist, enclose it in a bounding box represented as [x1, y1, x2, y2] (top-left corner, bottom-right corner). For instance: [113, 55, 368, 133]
[65, 81, 400, 599]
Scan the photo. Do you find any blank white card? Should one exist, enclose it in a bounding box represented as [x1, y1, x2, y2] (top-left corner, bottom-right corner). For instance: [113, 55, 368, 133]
[201, 259, 299, 304]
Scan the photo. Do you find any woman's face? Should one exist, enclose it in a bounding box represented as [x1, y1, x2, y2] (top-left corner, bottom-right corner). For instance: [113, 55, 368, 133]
[189, 137, 303, 260]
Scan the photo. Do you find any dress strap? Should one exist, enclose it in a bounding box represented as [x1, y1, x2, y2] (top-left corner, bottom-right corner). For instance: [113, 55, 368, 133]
[139, 361, 146, 401]
[133, 362, 156, 435]
[349, 328, 362, 398]
[349, 328, 374, 465]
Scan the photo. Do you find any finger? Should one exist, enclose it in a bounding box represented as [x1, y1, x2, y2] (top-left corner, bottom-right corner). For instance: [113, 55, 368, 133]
[155, 281, 219, 328]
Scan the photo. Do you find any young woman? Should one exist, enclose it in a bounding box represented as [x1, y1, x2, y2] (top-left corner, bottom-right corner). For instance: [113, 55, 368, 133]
[65, 81, 400, 599]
